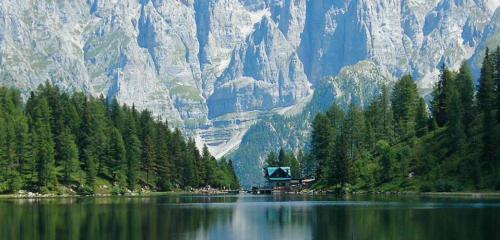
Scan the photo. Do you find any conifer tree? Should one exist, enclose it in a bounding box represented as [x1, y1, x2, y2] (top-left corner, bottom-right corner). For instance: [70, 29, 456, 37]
[278, 148, 289, 167]
[126, 133, 141, 190]
[182, 149, 195, 188]
[206, 156, 218, 187]
[392, 75, 419, 139]
[59, 128, 79, 183]
[478, 49, 497, 168]
[109, 128, 126, 186]
[455, 62, 475, 135]
[80, 101, 97, 192]
[446, 85, 465, 152]
[142, 135, 156, 187]
[265, 151, 278, 167]
[82, 149, 97, 192]
[431, 65, 455, 127]
[344, 103, 366, 163]
[201, 145, 211, 186]
[495, 47, 500, 122]
[331, 129, 351, 186]
[375, 140, 393, 184]
[170, 128, 185, 184]
[0, 96, 9, 191]
[109, 98, 125, 131]
[311, 113, 333, 173]
[367, 85, 394, 142]
[290, 154, 301, 179]
[415, 98, 429, 137]
[227, 160, 240, 189]
[31, 98, 57, 191]
[155, 121, 171, 190]
[187, 139, 201, 187]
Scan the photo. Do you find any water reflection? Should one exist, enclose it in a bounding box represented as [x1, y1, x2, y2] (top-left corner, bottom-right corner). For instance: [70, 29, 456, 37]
[0, 195, 498, 240]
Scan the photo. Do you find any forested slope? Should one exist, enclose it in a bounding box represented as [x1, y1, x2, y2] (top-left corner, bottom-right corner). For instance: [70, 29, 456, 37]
[0, 84, 239, 194]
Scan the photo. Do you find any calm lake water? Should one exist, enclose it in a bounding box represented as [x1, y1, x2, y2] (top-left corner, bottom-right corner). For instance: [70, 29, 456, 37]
[0, 194, 499, 240]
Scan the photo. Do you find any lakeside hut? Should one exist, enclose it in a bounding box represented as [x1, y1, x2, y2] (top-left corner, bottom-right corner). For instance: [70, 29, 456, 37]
[264, 167, 292, 191]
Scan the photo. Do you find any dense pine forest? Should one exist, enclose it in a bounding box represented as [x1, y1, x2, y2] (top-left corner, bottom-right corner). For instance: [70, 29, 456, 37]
[269, 47, 500, 192]
[0, 84, 239, 194]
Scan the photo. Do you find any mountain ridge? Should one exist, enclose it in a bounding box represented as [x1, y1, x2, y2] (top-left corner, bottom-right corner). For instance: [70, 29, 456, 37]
[0, 0, 499, 186]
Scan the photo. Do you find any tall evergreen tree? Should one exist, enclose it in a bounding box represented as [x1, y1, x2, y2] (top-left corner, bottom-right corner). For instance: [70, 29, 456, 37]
[201, 145, 211, 186]
[290, 154, 301, 180]
[455, 62, 475, 135]
[30, 98, 57, 191]
[311, 113, 333, 175]
[344, 103, 366, 163]
[392, 75, 419, 139]
[79, 101, 97, 192]
[108, 128, 126, 186]
[142, 135, 157, 187]
[187, 139, 201, 187]
[446, 85, 466, 152]
[265, 151, 278, 167]
[182, 148, 195, 188]
[126, 133, 141, 190]
[278, 148, 289, 167]
[170, 128, 185, 185]
[155, 121, 171, 190]
[431, 65, 455, 127]
[331, 129, 351, 186]
[59, 128, 79, 183]
[495, 47, 500, 122]
[477, 49, 497, 169]
[227, 160, 240, 190]
[375, 140, 393, 184]
[415, 98, 428, 137]
[367, 85, 394, 142]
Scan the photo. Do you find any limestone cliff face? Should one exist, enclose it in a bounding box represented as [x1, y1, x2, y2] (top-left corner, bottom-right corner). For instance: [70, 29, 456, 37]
[0, 0, 498, 185]
[208, 16, 312, 118]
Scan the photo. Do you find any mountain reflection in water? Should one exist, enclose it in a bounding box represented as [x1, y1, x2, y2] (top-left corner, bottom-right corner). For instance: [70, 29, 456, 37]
[0, 194, 498, 240]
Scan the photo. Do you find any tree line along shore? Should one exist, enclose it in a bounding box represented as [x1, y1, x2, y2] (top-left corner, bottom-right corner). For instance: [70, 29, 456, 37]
[265, 47, 500, 193]
[0, 83, 239, 195]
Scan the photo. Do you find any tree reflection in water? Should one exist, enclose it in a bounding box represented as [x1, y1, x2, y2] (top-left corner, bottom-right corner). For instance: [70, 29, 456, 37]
[0, 195, 498, 240]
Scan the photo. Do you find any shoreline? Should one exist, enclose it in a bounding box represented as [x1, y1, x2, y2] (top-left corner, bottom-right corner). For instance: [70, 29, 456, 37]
[0, 189, 240, 199]
[1, 190, 500, 199]
[297, 189, 500, 197]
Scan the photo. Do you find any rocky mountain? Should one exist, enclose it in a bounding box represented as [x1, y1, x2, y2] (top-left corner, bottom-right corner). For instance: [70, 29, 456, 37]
[0, 0, 499, 186]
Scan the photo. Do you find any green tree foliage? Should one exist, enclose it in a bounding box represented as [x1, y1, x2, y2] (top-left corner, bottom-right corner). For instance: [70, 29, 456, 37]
[265, 152, 278, 167]
[431, 65, 454, 127]
[311, 113, 333, 176]
[0, 87, 29, 192]
[290, 154, 301, 180]
[59, 128, 79, 183]
[415, 98, 429, 137]
[446, 83, 465, 151]
[278, 148, 290, 166]
[108, 128, 126, 186]
[366, 85, 394, 142]
[477, 49, 497, 182]
[495, 47, 500, 122]
[155, 121, 171, 191]
[455, 62, 475, 135]
[305, 50, 500, 192]
[29, 97, 57, 191]
[0, 83, 239, 194]
[392, 75, 420, 139]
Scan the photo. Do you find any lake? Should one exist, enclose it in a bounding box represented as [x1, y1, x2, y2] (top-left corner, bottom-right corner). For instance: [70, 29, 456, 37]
[0, 194, 498, 240]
